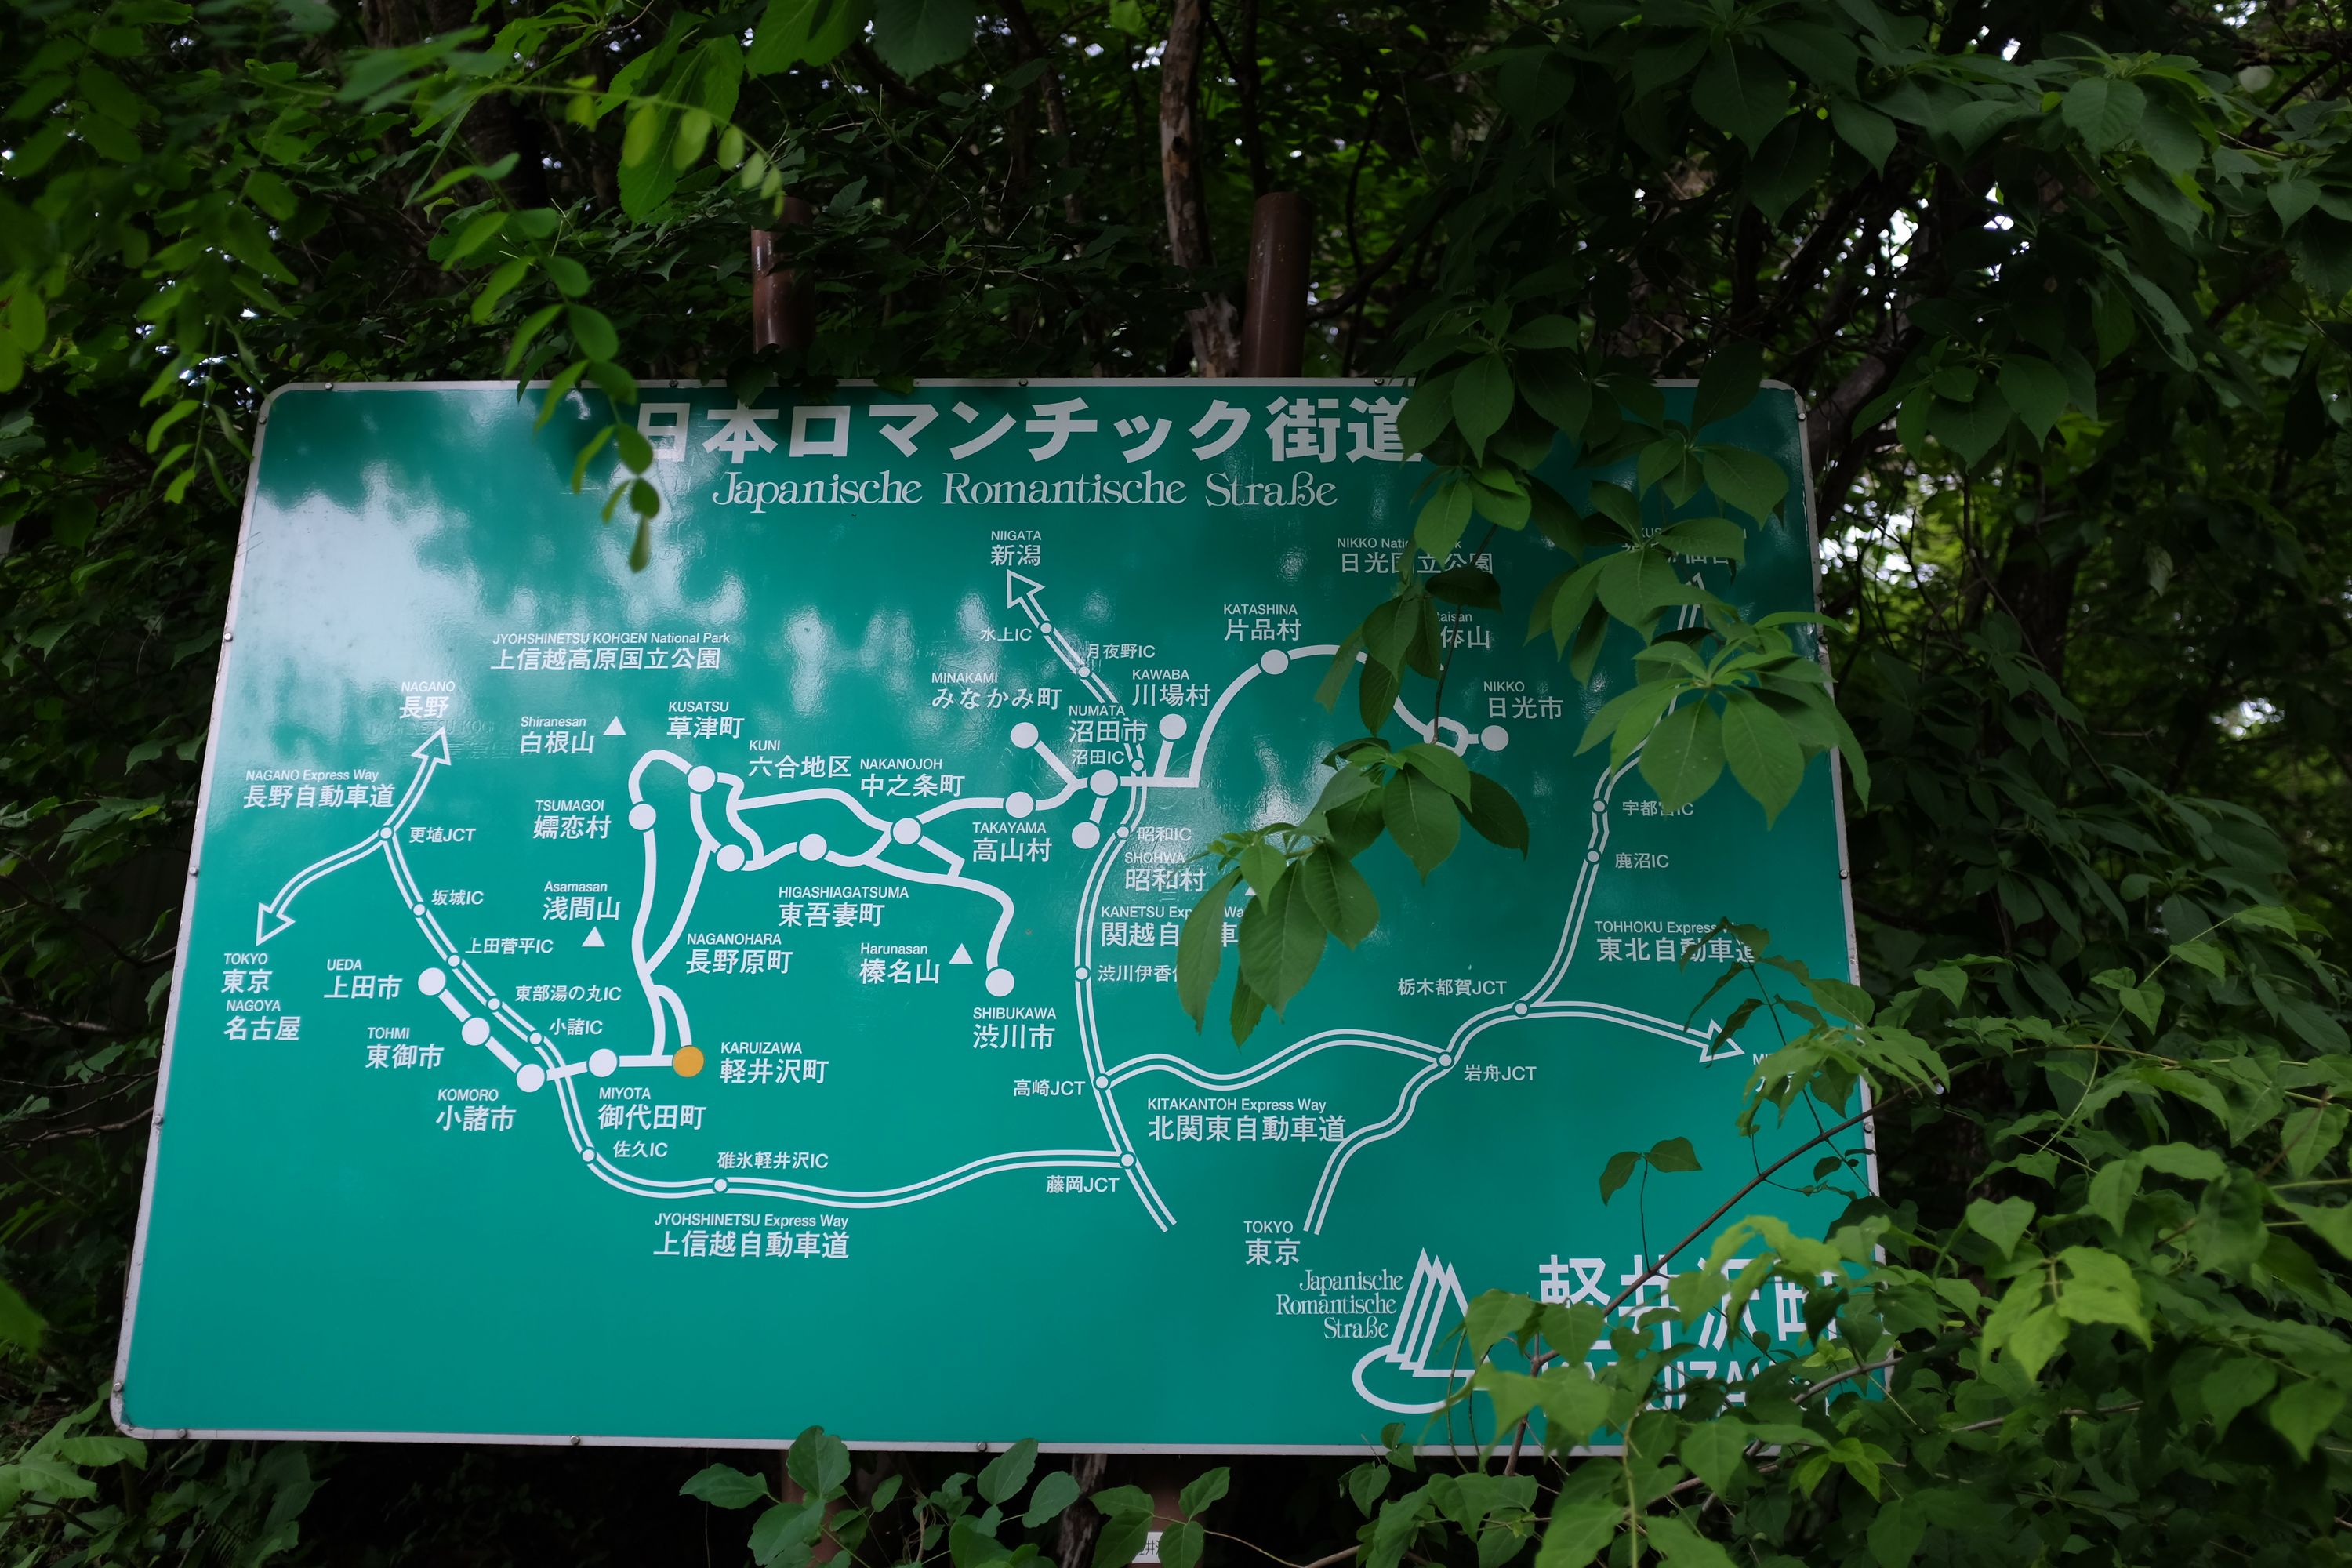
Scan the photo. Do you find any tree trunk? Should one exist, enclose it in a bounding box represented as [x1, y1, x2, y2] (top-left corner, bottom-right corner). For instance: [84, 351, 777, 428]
[1160, 0, 1240, 377]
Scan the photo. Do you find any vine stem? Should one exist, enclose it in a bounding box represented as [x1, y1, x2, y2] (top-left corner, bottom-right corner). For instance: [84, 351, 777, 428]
[1421, 521, 1500, 738]
[1501, 1092, 1896, 1473]
[1201, 1532, 1358, 1568]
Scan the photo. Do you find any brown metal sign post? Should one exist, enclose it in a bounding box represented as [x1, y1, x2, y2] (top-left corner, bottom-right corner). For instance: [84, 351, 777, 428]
[752, 196, 817, 354]
[1239, 192, 1310, 377]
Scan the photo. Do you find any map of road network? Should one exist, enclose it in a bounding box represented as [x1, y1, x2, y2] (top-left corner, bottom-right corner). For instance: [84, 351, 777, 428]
[117, 380, 1867, 1452]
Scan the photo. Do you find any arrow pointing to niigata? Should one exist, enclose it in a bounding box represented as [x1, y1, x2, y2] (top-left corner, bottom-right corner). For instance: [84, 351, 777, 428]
[1005, 570, 1047, 619]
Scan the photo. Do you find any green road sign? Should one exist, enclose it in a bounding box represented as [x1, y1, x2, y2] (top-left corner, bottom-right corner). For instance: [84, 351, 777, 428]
[117, 379, 1867, 1451]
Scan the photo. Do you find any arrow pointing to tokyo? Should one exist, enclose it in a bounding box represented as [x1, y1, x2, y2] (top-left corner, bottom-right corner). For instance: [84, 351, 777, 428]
[256, 728, 452, 945]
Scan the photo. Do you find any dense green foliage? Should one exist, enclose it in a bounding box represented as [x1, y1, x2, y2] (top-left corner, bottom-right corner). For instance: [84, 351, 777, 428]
[5, 0, 2352, 1561]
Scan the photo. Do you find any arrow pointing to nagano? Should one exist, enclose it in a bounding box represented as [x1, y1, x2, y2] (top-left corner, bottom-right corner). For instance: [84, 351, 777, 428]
[256, 728, 452, 945]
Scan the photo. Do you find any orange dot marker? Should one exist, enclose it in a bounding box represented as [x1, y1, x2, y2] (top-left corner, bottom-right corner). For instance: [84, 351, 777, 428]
[673, 1046, 705, 1078]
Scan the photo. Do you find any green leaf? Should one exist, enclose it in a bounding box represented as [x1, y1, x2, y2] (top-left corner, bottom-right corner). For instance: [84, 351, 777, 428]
[2, 1456, 95, 1501]
[2271, 173, 2321, 229]
[1465, 773, 1530, 854]
[568, 305, 619, 362]
[446, 209, 506, 263]
[1533, 1500, 1621, 1568]
[1417, 483, 1475, 557]
[873, 0, 976, 74]
[1358, 656, 1402, 735]
[786, 1425, 851, 1500]
[2008, 1304, 2068, 1379]
[1965, 1196, 2034, 1259]
[1301, 765, 1377, 834]
[1022, 1471, 1082, 1526]
[505, 303, 564, 376]
[1719, 691, 1804, 824]
[1646, 1135, 1701, 1173]
[2267, 1379, 2346, 1461]
[1093, 1483, 1156, 1517]
[751, 0, 870, 72]
[1674, 1422, 1748, 1497]
[1397, 371, 1456, 456]
[1296, 846, 1379, 947]
[2053, 1246, 2147, 1341]
[1315, 632, 1367, 710]
[1599, 1149, 1641, 1203]
[2288, 1200, 2352, 1262]
[1997, 356, 2069, 444]
[1397, 741, 1473, 804]
[1806, 975, 1874, 1023]
[615, 422, 655, 474]
[1239, 841, 1286, 900]
[1654, 515, 1748, 564]
[1177, 869, 1242, 1032]
[1361, 595, 1421, 670]
[1236, 869, 1327, 1014]
[622, 104, 665, 168]
[947, 1514, 1003, 1568]
[1639, 701, 1726, 813]
[683, 1464, 772, 1509]
[469, 256, 531, 323]
[750, 1499, 827, 1566]
[1646, 1515, 1738, 1567]
[1692, 342, 1766, 431]
[2062, 76, 2147, 156]
[1464, 1290, 1536, 1357]
[1454, 354, 1515, 460]
[672, 107, 713, 169]
[1830, 97, 1896, 170]
[540, 254, 591, 300]
[1429, 565, 1501, 608]
[1383, 768, 1462, 880]
[2281, 1105, 2347, 1180]
[56, 1434, 143, 1469]
[976, 1439, 1036, 1504]
[2168, 938, 2227, 976]
[2200, 1359, 2278, 1436]
[1345, 1461, 1389, 1516]
[1508, 314, 1581, 350]
[1578, 678, 1677, 766]
[1160, 1519, 1206, 1568]
[1693, 43, 1789, 151]
[1094, 1508, 1156, 1568]
[1517, 352, 1590, 440]
[1178, 1467, 1230, 1517]
[1863, 1497, 1924, 1567]
[1597, 547, 1704, 626]
[1697, 446, 1788, 521]
[1927, 385, 2012, 466]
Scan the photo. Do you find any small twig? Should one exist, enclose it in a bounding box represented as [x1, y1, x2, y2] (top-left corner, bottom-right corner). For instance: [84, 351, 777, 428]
[1947, 1402, 2141, 1435]
[1201, 1530, 1356, 1568]
[5, 1109, 152, 1146]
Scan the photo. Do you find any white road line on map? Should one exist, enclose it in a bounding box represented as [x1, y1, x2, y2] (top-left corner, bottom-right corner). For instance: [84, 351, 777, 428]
[1033, 739, 1081, 787]
[1067, 783, 1169, 1228]
[272, 589, 1788, 1237]
[1108, 1033, 1441, 1091]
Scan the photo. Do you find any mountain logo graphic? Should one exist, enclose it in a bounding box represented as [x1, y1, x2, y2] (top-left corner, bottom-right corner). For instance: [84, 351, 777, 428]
[1351, 1250, 1478, 1414]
